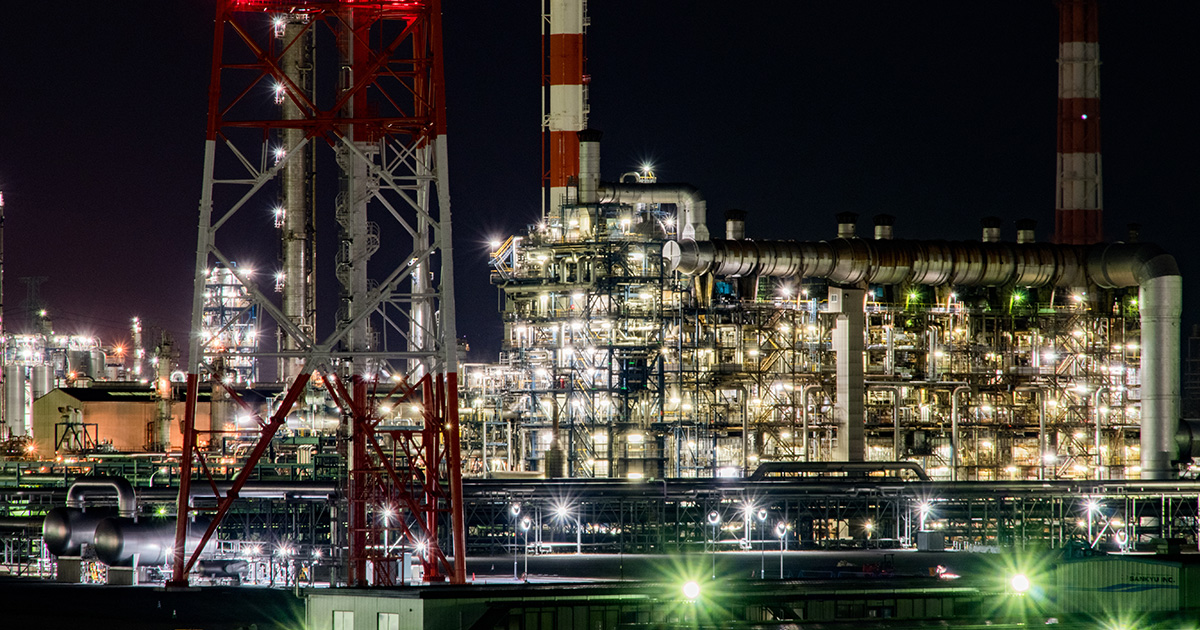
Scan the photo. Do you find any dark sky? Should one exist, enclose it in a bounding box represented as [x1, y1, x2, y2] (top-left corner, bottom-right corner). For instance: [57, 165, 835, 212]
[2, 2, 1198, 364]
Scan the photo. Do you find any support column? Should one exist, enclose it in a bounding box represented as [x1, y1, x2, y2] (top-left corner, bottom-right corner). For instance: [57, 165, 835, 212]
[829, 287, 865, 461]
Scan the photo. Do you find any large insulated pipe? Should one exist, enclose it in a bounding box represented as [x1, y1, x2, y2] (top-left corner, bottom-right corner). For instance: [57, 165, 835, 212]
[598, 183, 708, 241]
[1055, 0, 1103, 244]
[66, 475, 137, 518]
[666, 238, 1182, 479]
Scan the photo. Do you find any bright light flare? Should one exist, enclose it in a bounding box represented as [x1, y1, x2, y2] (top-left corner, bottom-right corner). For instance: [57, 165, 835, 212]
[1010, 573, 1031, 592]
[682, 581, 700, 600]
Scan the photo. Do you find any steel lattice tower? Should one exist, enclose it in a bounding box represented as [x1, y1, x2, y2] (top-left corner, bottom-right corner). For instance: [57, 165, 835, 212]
[171, 0, 465, 587]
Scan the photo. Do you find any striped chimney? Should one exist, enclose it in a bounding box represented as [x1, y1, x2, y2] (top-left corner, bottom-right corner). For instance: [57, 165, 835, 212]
[1054, 0, 1102, 244]
[546, 0, 587, 214]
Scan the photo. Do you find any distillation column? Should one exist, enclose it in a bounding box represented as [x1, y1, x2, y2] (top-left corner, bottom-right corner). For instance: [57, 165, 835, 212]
[278, 18, 315, 383]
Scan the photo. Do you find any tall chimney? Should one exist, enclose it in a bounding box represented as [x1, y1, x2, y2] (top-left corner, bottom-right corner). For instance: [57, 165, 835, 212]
[546, 0, 586, 214]
[1054, 0, 1103, 244]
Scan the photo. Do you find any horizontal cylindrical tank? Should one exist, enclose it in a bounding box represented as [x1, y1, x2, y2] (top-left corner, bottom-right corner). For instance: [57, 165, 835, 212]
[42, 507, 115, 556]
[93, 517, 208, 566]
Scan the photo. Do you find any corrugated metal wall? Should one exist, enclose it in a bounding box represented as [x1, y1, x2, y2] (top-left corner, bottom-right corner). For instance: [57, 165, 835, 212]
[1056, 557, 1181, 614]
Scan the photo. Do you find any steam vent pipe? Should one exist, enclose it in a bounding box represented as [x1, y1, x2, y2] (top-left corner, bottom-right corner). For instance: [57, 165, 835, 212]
[664, 237, 1182, 479]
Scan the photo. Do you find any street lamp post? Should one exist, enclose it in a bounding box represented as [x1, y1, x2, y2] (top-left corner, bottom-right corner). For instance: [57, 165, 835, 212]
[775, 522, 786, 579]
[520, 516, 532, 580]
[756, 508, 767, 579]
[554, 505, 582, 554]
[707, 510, 721, 578]
[510, 504, 521, 580]
[381, 505, 395, 557]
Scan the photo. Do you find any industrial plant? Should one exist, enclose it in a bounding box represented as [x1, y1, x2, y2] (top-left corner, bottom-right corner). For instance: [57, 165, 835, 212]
[1, 1, 1199, 628]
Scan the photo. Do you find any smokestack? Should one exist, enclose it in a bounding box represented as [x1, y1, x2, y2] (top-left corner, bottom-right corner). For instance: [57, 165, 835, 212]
[836, 212, 858, 239]
[1054, 0, 1103, 245]
[546, 0, 586, 213]
[725, 209, 746, 240]
[873, 214, 895, 240]
[981, 216, 1002, 243]
[1016, 219, 1037, 244]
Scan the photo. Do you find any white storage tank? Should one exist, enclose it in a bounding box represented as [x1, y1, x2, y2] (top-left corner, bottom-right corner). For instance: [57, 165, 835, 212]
[3, 365, 26, 436]
[31, 365, 53, 401]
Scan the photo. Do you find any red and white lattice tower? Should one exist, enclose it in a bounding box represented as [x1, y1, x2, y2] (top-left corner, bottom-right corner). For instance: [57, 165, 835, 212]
[170, 0, 465, 587]
[1054, 0, 1103, 244]
[543, 0, 587, 214]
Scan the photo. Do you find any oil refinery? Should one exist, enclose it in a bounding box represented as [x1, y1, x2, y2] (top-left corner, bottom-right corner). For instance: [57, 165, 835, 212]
[2, 1, 1200, 629]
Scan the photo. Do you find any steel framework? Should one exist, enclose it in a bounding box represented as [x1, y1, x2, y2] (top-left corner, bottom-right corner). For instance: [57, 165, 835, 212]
[171, 0, 464, 586]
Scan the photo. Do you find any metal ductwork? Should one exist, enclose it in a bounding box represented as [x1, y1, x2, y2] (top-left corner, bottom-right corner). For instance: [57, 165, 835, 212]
[665, 237, 1182, 479]
[597, 182, 708, 241]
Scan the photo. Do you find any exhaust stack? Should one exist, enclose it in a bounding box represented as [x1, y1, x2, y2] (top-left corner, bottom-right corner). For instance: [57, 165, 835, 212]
[1054, 0, 1103, 244]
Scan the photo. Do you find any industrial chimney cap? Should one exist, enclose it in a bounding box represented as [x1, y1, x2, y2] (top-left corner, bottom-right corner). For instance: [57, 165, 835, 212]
[873, 214, 895, 226]
[577, 129, 603, 142]
[725, 208, 746, 221]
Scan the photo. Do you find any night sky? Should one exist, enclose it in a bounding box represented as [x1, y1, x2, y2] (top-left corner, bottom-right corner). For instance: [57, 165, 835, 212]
[1, 2, 1198, 365]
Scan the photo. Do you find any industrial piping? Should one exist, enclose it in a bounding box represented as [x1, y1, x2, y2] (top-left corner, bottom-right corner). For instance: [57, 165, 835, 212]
[576, 130, 709, 241]
[665, 237, 1182, 480]
[66, 475, 137, 518]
